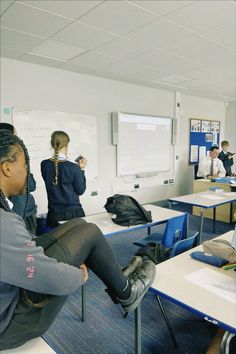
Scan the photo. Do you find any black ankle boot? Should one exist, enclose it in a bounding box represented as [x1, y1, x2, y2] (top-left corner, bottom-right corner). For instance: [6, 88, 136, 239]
[122, 256, 143, 277]
[118, 260, 156, 313]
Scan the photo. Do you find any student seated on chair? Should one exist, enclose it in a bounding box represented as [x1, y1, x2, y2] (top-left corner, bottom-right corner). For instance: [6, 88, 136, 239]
[0, 123, 37, 234]
[218, 140, 234, 176]
[197, 146, 226, 179]
[0, 130, 156, 350]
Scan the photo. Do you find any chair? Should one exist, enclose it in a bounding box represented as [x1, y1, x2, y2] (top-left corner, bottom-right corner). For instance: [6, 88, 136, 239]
[134, 213, 188, 249]
[155, 232, 199, 348]
[134, 227, 199, 349]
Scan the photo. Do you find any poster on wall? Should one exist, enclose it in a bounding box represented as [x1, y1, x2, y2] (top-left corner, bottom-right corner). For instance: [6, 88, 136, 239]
[205, 134, 212, 142]
[190, 119, 201, 132]
[212, 133, 218, 145]
[211, 121, 220, 133]
[201, 120, 211, 133]
[189, 118, 220, 165]
[190, 145, 198, 163]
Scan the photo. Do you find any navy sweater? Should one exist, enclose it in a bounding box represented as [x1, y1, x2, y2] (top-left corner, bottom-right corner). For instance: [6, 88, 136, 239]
[218, 151, 234, 176]
[10, 173, 37, 217]
[41, 159, 86, 212]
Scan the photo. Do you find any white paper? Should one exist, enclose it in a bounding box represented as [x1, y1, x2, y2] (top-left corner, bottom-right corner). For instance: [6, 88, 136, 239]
[199, 146, 206, 159]
[222, 192, 236, 196]
[190, 145, 198, 162]
[200, 194, 224, 200]
[184, 268, 236, 303]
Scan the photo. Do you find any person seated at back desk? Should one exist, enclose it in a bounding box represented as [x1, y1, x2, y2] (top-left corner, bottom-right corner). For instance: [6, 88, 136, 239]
[218, 140, 234, 176]
[197, 146, 226, 179]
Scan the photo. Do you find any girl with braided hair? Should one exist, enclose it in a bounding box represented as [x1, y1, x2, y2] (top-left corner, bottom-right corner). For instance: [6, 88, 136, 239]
[41, 131, 87, 227]
[0, 122, 37, 234]
[0, 129, 156, 350]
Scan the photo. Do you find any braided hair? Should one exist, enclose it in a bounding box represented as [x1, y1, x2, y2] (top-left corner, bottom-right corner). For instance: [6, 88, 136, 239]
[50, 131, 70, 186]
[0, 130, 30, 213]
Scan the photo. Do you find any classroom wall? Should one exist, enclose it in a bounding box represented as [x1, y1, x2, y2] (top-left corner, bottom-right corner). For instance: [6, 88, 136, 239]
[225, 101, 236, 174]
[0, 57, 226, 214]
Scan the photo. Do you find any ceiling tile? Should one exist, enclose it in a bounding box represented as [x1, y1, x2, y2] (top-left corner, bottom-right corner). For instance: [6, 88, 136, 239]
[161, 36, 235, 66]
[30, 40, 85, 60]
[19, 0, 103, 19]
[166, 0, 235, 32]
[1, 1, 72, 37]
[131, 0, 194, 16]
[99, 59, 152, 76]
[20, 53, 64, 67]
[52, 21, 117, 50]
[95, 36, 152, 59]
[79, 0, 157, 35]
[200, 21, 235, 50]
[125, 17, 195, 48]
[132, 48, 203, 74]
[0, 0, 14, 15]
[60, 62, 96, 75]
[69, 51, 120, 70]
[1, 27, 43, 52]
[0, 47, 26, 59]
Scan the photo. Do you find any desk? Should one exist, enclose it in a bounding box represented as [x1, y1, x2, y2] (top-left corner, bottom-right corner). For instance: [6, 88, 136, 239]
[193, 179, 236, 223]
[83, 204, 184, 237]
[168, 191, 236, 244]
[150, 231, 236, 353]
[83, 204, 185, 354]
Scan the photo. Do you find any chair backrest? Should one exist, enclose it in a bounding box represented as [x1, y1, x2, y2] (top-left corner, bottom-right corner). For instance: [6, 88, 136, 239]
[162, 213, 188, 248]
[169, 232, 199, 258]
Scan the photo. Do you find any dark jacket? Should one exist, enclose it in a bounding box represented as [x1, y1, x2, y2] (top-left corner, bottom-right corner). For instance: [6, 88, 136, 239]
[218, 151, 234, 176]
[41, 159, 86, 224]
[10, 173, 37, 217]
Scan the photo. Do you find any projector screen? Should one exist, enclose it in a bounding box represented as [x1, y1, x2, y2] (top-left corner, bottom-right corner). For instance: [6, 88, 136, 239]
[112, 112, 172, 176]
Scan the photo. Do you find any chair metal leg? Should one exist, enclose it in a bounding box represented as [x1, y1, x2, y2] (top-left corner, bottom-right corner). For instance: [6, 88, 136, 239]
[135, 305, 142, 354]
[81, 285, 86, 322]
[220, 331, 235, 354]
[156, 295, 178, 348]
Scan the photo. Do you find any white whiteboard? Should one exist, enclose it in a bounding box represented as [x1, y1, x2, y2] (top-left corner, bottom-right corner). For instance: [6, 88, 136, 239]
[13, 108, 97, 214]
[114, 112, 172, 176]
[13, 108, 97, 183]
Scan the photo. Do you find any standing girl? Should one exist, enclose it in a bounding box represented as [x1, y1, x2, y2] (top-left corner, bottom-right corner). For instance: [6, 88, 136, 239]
[41, 131, 87, 227]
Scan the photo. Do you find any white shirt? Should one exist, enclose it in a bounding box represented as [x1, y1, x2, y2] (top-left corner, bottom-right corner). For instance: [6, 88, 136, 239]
[197, 155, 226, 178]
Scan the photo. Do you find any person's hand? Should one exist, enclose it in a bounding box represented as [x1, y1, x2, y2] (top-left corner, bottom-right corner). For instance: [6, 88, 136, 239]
[79, 157, 87, 170]
[228, 154, 234, 160]
[80, 264, 89, 282]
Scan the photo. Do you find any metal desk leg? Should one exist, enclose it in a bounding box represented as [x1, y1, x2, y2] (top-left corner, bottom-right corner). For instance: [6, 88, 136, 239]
[220, 331, 235, 354]
[199, 209, 205, 244]
[230, 202, 233, 224]
[213, 207, 216, 234]
[82, 285, 86, 322]
[135, 305, 141, 354]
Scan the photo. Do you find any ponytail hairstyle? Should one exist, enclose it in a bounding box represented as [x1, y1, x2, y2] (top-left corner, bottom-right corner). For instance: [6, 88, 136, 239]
[0, 130, 30, 213]
[50, 131, 70, 186]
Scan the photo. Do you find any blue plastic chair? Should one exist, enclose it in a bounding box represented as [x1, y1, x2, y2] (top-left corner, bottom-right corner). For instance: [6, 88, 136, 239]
[169, 231, 199, 258]
[153, 231, 199, 349]
[134, 213, 188, 248]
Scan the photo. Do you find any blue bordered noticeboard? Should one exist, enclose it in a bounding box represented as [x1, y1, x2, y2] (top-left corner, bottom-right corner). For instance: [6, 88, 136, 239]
[189, 118, 220, 165]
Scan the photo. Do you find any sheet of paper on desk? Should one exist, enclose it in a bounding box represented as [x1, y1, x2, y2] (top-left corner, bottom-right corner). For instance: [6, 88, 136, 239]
[200, 194, 225, 200]
[184, 268, 236, 303]
[222, 192, 236, 196]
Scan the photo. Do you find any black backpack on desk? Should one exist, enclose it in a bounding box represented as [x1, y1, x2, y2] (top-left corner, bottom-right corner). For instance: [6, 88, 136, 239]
[104, 194, 152, 226]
